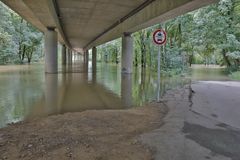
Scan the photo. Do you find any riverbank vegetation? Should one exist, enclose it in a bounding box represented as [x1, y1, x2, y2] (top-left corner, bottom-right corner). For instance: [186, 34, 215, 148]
[97, 0, 240, 76]
[0, 0, 240, 77]
[0, 2, 43, 65]
[229, 71, 240, 80]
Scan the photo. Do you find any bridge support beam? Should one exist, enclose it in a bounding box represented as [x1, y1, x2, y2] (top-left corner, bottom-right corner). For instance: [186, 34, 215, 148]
[92, 46, 97, 73]
[44, 28, 58, 73]
[122, 33, 133, 74]
[62, 45, 66, 65]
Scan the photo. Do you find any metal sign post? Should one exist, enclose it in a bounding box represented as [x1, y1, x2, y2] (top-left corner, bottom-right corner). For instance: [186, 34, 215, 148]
[153, 29, 167, 101]
[157, 45, 161, 101]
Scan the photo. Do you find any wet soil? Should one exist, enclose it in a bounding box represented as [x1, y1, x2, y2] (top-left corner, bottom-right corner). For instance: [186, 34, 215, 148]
[0, 103, 167, 160]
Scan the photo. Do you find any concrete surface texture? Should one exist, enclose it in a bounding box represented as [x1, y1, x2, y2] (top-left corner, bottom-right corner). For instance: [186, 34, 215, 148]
[141, 81, 240, 160]
[121, 34, 133, 74]
[44, 28, 58, 73]
[1, 0, 218, 50]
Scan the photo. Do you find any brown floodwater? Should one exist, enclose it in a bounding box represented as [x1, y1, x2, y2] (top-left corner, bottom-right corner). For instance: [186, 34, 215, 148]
[0, 56, 230, 128]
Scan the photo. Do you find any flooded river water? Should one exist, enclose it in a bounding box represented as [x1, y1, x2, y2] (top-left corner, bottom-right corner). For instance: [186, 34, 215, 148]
[0, 58, 233, 128]
[1, 58, 240, 160]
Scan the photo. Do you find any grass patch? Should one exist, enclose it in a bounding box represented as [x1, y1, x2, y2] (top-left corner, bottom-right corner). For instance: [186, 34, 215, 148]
[229, 71, 240, 80]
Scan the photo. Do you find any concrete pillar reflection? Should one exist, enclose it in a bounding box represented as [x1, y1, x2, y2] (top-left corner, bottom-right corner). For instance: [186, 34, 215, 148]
[45, 74, 58, 114]
[121, 74, 133, 107]
[44, 27, 58, 73]
[92, 46, 97, 73]
[122, 33, 133, 74]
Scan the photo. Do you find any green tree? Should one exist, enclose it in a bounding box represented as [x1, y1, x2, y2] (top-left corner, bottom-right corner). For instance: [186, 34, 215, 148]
[0, 2, 43, 64]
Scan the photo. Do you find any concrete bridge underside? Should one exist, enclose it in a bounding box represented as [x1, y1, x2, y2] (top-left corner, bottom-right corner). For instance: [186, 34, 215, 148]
[1, 0, 218, 73]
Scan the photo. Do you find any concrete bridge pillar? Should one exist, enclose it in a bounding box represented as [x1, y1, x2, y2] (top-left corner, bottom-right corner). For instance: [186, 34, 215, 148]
[62, 45, 67, 65]
[70, 50, 73, 64]
[84, 50, 89, 72]
[68, 49, 72, 64]
[83, 52, 86, 63]
[44, 27, 58, 73]
[122, 33, 133, 74]
[84, 50, 89, 64]
[92, 46, 97, 73]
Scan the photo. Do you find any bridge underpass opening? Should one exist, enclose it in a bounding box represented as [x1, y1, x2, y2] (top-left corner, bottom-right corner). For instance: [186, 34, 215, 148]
[1, 1, 240, 159]
[1, 0, 218, 73]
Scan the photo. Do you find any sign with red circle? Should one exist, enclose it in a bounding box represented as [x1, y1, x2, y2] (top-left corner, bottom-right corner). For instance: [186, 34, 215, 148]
[153, 29, 167, 45]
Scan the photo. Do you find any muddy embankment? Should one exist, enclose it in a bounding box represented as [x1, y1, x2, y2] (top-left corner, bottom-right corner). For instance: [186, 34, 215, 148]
[0, 102, 168, 160]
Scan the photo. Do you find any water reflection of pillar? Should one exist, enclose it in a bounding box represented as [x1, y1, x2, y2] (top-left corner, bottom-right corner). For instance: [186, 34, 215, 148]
[62, 66, 67, 85]
[45, 74, 58, 115]
[62, 64, 67, 74]
[92, 71, 97, 84]
[121, 74, 133, 107]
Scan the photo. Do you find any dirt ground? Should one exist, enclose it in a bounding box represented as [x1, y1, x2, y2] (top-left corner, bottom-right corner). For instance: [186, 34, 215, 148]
[0, 103, 168, 160]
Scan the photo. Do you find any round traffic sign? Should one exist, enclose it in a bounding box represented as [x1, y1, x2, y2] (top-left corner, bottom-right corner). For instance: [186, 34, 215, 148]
[153, 29, 167, 45]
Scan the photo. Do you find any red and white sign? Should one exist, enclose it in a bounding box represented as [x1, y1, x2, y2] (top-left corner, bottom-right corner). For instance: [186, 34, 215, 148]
[153, 29, 167, 45]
